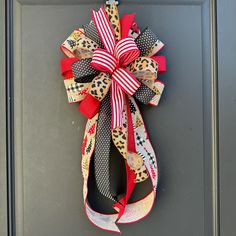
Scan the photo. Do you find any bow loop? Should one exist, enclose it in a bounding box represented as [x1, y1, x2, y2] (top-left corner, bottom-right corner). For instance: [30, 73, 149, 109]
[92, 7, 116, 53]
[114, 37, 140, 66]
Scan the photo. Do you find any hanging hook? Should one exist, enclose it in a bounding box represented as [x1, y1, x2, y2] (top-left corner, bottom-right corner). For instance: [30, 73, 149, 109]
[105, 0, 120, 5]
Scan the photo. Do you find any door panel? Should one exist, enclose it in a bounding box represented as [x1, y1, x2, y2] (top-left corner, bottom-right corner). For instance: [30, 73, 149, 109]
[218, 1, 236, 236]
[13, 1, 214, 236]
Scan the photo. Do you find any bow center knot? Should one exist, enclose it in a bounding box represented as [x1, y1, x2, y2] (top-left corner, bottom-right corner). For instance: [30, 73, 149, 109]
[91, 49, 119, 75]
[90, 37, 141, 98]
[91, 37, 140, 74]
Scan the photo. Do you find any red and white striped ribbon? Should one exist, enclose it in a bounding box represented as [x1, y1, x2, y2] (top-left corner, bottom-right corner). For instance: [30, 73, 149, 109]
[91, 49, 140, 96]
[92, 7, 141, 128]
[112, 68, 140, 96]
[92, 7, 116, 54]
[110, 81, 124, 128]
[91, 49, 117, 74]
[114, 37, 140, 66]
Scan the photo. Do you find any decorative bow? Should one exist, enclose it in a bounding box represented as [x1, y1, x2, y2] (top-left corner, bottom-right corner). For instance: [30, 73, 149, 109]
[60, 3, 167, 233]
[90, 27, 141, 128]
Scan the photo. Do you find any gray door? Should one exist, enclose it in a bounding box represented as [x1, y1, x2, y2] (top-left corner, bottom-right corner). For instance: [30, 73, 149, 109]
[1, 0, 235, 236]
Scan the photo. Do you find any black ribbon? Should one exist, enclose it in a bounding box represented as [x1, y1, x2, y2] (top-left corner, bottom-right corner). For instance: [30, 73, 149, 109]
[72, 58, 99, 83]
[134, 83, 156, 104]
[135, 27, 159, 56]
[83, 21, 103, 48]
[94, 92, 116, 201]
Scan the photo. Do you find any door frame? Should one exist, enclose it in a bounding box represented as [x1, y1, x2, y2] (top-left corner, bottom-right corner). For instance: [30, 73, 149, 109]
[5, 0, 16, 236]
[1, 0, 7, 236]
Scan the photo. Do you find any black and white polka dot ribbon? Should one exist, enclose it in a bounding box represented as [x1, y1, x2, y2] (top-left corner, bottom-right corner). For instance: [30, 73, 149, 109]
[94, 92, 116, 201]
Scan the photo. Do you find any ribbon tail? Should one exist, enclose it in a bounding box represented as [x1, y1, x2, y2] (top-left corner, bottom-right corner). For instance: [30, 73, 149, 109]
[113, 95, 136, 219]
[128, 97, 158, 189]
[111, 81, 125, 129]
[85, 203, 120, 234]
[81, 114, 121, 233]
[118, 97, 158, 224]
[113, 163, 136, 220]
[94, 92, 116, 201]
[117, 192, 155, 224]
